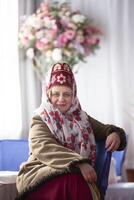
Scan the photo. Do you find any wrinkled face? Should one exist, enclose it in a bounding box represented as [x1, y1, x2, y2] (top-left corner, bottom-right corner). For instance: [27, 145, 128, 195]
[49, 86, 72, 113]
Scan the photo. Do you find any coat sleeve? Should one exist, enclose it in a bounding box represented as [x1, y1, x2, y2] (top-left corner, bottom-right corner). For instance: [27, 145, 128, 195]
[88, 115, 127, 151]
[28, 115, 90, 169]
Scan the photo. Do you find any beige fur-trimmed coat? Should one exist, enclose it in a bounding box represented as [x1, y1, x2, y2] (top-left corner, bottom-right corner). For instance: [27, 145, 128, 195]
[16, 115, 126, 198]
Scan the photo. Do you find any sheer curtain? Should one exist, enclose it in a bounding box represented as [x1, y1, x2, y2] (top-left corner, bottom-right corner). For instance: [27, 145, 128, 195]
[71, 0, 134, 169]
[19, 0, 42, 138]
[0, 0, 42, 139]
[0, 0, 22, 139]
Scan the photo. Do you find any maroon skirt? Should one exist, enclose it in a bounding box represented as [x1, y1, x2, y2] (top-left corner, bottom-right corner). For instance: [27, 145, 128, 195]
[25, 172, 93, 200]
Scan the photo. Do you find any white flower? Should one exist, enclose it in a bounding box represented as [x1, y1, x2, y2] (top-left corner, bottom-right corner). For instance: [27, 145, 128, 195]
[45, 50, 52, 58]
[27, 15, 43, 29]
[43, 17, 56, 29]
[57, 74, 66, 84]
[72, 14, 86, 23]
[36, 30, 45, 39]
[26, 48, 34, 59]
[45, 50, 52, 62]
[52, 48, 62, 61]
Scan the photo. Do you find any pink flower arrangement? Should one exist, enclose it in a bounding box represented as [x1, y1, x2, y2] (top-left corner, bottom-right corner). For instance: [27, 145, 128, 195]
[18, 1, 101, 80]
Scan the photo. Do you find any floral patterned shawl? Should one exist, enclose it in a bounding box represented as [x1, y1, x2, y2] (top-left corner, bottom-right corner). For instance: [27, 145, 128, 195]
[35, 64, 96, 165]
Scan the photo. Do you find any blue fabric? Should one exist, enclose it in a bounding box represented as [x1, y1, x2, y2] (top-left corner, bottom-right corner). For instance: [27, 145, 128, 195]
[95, 140, 112, 197]
[112, 150, 125, 176]
[0, 139, 29, 171]
[112, 135, 127, 176]
[0, 139, 111, 197]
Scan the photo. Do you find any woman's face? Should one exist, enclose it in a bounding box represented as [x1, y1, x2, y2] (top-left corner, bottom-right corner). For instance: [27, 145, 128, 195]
[50, 86, 72, 113]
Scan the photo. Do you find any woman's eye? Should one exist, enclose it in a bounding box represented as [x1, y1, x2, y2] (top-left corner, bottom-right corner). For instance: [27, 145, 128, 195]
[51, 92, 72, 98]
[52, 93, 59, 97]
[64, 93, 71, 97]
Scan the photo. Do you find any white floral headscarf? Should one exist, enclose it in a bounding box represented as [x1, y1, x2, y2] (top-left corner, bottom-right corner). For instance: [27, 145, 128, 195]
[35, 62, 96, 165]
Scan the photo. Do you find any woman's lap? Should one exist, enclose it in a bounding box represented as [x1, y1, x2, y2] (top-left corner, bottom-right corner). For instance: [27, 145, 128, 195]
[25, 172, 92, 200]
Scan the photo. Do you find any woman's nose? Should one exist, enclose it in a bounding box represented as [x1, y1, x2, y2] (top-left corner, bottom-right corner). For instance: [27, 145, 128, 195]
[58, 94, 64, 101]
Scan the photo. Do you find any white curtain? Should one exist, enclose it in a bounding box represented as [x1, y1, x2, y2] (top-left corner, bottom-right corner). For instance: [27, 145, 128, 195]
[0, 0, 22, 139]
[19, 0, 42, 138]
[0, 0, 42, 139]
[71, 0, 134, 169]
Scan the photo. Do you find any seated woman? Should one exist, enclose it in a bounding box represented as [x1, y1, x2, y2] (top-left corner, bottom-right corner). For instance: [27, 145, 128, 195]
[16, 62, 126, 200]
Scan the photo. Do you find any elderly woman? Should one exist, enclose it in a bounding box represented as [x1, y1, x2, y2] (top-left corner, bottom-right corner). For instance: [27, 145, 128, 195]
[16, 62, 126, 200]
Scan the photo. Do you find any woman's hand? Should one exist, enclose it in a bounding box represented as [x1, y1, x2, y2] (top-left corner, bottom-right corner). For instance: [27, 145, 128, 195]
[106, 132, 121, 152]
[78, 163, 97, 183]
